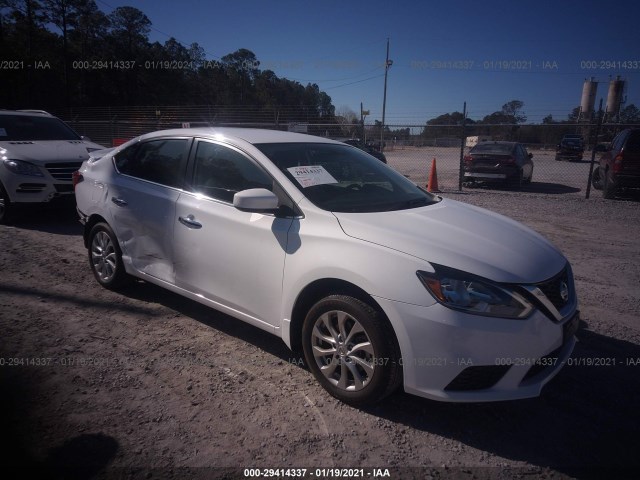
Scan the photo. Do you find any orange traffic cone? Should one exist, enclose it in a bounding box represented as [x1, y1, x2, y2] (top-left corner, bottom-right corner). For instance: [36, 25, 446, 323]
[427, 158, 441, 193]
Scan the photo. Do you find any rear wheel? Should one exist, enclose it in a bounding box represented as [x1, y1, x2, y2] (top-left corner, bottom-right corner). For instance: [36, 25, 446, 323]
[302, 295, 401, 406]
[508, 169, 523, 189]
[88, 222, 131, 289]
[591, 167, 603, 190]
[602, 169, 617, 199]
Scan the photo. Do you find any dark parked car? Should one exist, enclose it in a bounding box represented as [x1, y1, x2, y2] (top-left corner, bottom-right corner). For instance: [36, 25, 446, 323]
[463, 141, 533, 188]
[555, 135, 584, 162]
[591, 128, 640, 199]
[343, 139, 387, 163]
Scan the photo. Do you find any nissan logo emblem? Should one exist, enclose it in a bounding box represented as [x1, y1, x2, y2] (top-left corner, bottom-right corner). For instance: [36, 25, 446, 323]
[560, 282, 569, 303]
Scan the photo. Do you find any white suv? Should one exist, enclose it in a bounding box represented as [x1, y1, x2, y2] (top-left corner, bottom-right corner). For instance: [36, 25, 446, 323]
[75, 127, 579, 405]
[0, 110, 104, 223]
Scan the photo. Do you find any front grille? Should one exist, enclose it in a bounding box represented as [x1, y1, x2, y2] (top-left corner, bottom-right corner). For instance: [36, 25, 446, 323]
[54, 184, 74, 193]
[444, 365, 511, 391]
[45, 162, 83, 182]
[536, 267, 570, 311]
[16, 183, 46, 193]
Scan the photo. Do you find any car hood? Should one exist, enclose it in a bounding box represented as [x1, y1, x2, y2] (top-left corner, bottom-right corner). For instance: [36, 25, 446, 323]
[0, 140, 104, 164]
[333, 198, 566, 284]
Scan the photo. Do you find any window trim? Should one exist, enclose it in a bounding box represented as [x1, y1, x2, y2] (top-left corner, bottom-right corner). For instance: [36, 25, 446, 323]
[183, 138, 302, 218]
[111, 136, 193, 190]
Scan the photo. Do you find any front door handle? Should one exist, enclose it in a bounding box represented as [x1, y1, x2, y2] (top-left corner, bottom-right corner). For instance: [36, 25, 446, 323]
[111, 197, 127, 207]
[178, 215, 202, 229]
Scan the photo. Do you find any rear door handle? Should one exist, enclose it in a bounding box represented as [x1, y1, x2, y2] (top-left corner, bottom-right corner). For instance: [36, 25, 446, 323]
[111, 197, 127, 207]
[178, 215, 202, 229]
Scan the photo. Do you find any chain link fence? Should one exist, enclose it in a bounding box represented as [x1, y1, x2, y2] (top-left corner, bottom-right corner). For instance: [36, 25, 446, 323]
[53, 105, 637, 195]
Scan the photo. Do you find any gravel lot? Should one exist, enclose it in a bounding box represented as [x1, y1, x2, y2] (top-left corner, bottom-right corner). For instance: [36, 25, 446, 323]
[1, 185, 639, 479]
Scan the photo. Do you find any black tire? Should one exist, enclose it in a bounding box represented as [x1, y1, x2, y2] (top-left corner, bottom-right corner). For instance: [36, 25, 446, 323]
[0, 182, 13, 225]
[591, 167, 603, 190]
[88, 222, 131, 289]
[508, 169, 523, 189]
[302, 295, 401, 406]
[602, 169, 616, 199]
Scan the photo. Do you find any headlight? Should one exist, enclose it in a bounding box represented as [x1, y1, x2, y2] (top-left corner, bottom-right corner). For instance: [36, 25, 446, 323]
[3, 159, 45, 177]
[417, 264, 533, 319]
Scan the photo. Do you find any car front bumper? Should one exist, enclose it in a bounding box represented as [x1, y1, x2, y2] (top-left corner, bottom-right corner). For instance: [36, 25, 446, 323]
[1, 171, 75, 204]
[376, 297, 578, 402]
[556, 151, 584, 161]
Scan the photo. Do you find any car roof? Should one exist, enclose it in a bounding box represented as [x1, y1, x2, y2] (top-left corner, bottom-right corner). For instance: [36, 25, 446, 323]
[471, 141, 517, 147]
[137, 127, 342, 145]
[0, 109, 54, 117]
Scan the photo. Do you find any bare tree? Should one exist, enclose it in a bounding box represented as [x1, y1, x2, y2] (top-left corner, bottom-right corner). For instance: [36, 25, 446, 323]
[336, 106, 358, 137]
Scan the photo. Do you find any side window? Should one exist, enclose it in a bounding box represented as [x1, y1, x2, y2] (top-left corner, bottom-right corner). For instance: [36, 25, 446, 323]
[191, 141, 273, 203]
[114, 139, 187, 188]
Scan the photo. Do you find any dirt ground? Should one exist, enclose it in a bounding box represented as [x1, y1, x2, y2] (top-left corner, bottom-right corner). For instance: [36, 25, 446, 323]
[1, 189, 639, 480]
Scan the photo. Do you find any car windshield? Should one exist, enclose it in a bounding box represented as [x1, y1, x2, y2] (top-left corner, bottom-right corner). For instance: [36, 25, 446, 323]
[0, 114, 81, 141]
[255, 142, 439, 213]
[470, 143, 513, 155]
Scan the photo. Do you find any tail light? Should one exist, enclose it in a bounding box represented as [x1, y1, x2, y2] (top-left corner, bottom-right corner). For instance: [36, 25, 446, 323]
[504, 156, 516, 165]
[72, 171, 83, 190]
[463, 155, 473, 164]
[613, 153, 624, 174]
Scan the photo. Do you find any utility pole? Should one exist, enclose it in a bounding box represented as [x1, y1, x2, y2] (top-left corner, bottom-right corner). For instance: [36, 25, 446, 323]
[380, 38, 392, 153]
[361, 103, 370, 143]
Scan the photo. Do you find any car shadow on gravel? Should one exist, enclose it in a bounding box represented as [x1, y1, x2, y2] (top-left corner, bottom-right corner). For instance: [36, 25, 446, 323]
[463, 182, 582, 195]
[120, 280, 295, 361]
[87, 281, 640, 478]
[366, 324, 640, 478]
[0, 369, 119, 477]
[6, 201, 81, 236]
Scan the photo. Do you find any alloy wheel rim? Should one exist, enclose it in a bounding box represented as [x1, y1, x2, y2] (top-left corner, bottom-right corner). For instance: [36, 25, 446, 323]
[311, 310, 375, 391]
[91, 231, 117, 282]
[0, 191, 6, 217]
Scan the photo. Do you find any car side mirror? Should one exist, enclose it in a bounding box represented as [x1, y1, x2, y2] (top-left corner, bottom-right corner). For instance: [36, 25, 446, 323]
[233, 188, 279, 212]
[528, 153, 533, 158]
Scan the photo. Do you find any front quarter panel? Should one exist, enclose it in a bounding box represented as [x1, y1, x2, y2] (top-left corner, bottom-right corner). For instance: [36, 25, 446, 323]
[279, 199, 437, 352]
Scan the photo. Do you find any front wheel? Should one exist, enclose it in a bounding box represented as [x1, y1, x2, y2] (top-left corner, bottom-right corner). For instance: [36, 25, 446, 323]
[0, 182, 13, 225]
[88, 222, 131, 289]
[302, 295, 401, 406]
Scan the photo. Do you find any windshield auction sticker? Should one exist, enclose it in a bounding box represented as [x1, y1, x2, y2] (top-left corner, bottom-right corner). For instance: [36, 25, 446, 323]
[287, 165, 338, 188]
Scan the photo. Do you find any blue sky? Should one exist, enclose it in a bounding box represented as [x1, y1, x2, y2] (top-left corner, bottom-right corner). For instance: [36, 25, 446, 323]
[96, 0, 640, 124]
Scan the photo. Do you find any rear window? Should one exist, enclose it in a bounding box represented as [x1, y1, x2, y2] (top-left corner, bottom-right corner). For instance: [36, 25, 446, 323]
[470, 143, 514, 155]
[0, 114, 81, 141]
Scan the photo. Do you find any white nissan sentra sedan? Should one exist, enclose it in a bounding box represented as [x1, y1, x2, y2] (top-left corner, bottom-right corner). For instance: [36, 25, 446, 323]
[74, 128, 579, 405]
